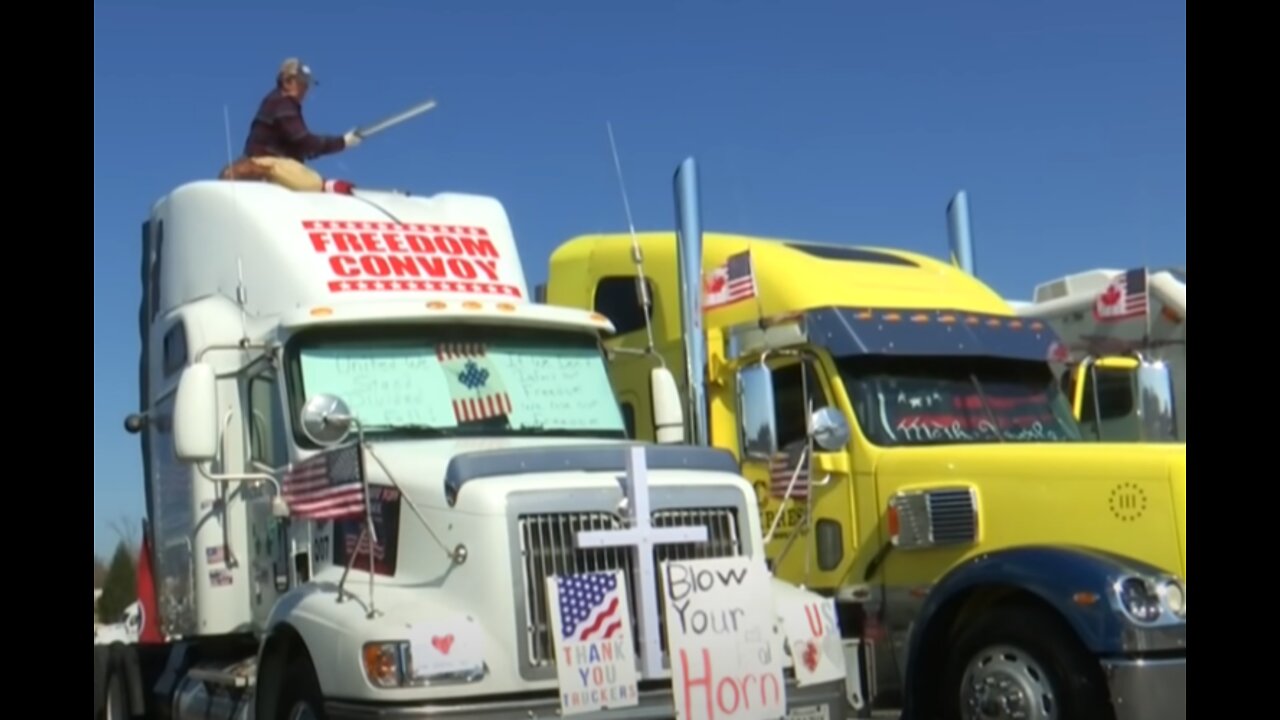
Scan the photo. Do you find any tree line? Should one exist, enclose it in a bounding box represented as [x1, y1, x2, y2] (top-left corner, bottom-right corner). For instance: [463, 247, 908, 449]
[94, 518, 140, 625]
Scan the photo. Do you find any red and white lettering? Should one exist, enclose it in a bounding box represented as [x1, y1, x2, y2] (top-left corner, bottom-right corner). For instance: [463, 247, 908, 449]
[678, 648, 782, 719]
[302, 220, 518, 297]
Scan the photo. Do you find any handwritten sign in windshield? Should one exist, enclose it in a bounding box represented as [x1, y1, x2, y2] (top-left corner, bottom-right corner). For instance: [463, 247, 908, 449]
[298, 342, 623, 432]
[300, 347, 454, 428]
[489, 345, 623, 431]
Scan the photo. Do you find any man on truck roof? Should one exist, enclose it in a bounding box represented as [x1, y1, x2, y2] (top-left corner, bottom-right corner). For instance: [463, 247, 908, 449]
[219, 57, 361, 194]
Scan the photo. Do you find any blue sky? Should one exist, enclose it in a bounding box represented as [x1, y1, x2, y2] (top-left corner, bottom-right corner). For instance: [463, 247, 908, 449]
[93, 1, 1185, 555]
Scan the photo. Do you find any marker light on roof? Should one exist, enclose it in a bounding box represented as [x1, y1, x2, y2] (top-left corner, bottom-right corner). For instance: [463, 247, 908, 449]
[425, 301, 446, 310]
[310, 307, 334, 317]
[497, 302, 516, 312]
[462, 301, 481, 310]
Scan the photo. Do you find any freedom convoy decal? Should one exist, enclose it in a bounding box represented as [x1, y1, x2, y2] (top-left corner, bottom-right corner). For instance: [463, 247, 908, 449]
[302, 220, 524, 298]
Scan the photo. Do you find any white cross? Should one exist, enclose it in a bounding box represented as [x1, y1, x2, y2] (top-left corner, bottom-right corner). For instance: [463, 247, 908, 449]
[576, 446, 709, 679]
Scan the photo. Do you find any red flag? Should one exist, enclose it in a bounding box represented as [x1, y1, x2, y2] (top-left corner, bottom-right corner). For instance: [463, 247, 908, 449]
[136, 525, 163, 644]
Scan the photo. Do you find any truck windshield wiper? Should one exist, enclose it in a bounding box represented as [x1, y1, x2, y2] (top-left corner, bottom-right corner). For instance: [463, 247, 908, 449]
[968, 373, 1005, 443]
[362, 424, 453, 437]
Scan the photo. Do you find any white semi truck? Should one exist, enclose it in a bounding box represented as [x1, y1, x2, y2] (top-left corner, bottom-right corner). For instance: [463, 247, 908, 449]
[94, 178, 847, 719]
[1009, 267, 1186, 442]
[945, 191, 1186, 443]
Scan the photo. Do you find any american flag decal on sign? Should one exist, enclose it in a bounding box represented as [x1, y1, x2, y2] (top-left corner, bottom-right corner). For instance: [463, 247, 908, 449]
[345, 533, 387, 561]
[770, 441, 809, 501]
[1093, 268, 1149, 322]
[438, 343, 512, 423]
[704, 250, 757, 311]
[281, 443, 368, 520]
[557, 572, 626, 642]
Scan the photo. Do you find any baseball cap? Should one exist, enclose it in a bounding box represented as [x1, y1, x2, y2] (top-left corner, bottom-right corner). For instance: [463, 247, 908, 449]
[279, 57, 319, 85]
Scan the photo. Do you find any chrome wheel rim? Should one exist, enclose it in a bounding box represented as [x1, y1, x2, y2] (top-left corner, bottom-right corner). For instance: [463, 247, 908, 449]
[958, 644, 1057, 720]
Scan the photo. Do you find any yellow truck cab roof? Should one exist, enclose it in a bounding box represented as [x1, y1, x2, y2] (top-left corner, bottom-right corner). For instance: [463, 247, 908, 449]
[552, 231, 1014, 322]
[548, 231, 1059, 363]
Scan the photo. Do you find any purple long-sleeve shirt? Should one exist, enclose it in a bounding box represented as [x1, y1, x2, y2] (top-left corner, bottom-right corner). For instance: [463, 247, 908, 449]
[243, 88, 345, 163]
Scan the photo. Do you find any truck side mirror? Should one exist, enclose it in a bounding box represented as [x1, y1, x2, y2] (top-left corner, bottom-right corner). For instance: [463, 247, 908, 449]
[810, 406, 851, 452]
[1134, 359, 1178, 442]
[174, 362, 219, 462]
[650, 367, 685, 444]
[737, 363, 778, 460]
[299, 393, 354, 446]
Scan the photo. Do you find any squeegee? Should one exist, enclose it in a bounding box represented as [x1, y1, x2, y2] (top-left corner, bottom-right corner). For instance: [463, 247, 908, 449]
[355, 98, 438, 139]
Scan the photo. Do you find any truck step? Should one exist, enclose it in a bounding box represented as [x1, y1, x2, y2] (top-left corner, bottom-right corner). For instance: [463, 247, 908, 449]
[189, 658, 257, 688]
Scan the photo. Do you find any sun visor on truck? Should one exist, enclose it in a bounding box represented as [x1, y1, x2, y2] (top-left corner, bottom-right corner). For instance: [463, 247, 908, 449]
[801, 306, 1066, 363]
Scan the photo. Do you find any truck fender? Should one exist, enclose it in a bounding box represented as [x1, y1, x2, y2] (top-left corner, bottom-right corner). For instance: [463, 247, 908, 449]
[899, 544, 1171, 717]
[260, 582, 512, 704]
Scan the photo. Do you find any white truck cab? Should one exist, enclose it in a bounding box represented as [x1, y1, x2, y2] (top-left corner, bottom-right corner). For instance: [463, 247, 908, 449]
[1010, 266, 1186, 442]
[101, 179, 846, 720]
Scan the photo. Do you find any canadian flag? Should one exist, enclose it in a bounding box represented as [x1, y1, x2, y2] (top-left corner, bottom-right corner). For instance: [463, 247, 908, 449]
[136, 521, 163, 644]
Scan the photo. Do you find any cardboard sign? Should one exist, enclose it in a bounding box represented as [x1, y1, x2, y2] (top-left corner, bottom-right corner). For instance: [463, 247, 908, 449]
[661, 556, 786, 720]
[778, 595, 845, 687]
[407, 615, 485, 680]
[547, 570, 639, 715]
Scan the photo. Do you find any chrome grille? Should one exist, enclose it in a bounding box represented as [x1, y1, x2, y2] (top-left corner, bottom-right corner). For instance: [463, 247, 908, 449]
[926, 489, 977, 544]
[517, 508, 742, 667]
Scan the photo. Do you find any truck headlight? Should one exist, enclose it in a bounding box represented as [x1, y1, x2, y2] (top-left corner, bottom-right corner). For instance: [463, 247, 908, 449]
[363, 642, 408, 688]
[362, 641, 489, 688]
[1115, 576, 1162, 624]
[1159, 578, 1185, 618]
[1113, 575, 1184, 624]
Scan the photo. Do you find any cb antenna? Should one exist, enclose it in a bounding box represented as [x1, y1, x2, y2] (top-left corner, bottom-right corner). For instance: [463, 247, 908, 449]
[606, 121, 657, 355]
[223, 104, 250, 340]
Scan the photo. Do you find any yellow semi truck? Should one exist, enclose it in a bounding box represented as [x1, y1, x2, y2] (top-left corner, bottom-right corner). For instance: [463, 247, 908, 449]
[541, 158, 1186, 719]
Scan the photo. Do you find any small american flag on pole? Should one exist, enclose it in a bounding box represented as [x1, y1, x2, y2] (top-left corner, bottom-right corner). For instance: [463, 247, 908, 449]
[769, 441, 809, 501]
[704, 250, 757, 311]
[281, 443, 368, 520]
[1093, 268, 1149, 322]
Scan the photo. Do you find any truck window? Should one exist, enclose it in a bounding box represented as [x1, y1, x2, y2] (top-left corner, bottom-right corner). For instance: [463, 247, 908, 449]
[1078, 367, 1135, 421]
[247, 370, 289, 469]
[284, 325, 629, 445]
[619, 401, 636, 438]
[837, 355, 1084, 446]
[593, 276, 654, 335]
[772, 360, 830, 448]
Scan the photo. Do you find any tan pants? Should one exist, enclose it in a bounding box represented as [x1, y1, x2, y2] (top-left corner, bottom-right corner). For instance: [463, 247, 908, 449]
[218, 155, 325, 192]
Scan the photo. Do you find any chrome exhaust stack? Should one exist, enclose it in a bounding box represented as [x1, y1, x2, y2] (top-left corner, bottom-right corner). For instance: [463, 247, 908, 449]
[673, 158, 710, 446]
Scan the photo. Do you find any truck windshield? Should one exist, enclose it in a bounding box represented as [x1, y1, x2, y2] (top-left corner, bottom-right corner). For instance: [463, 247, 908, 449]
[286, 324, 627, 441]
[836, 355, 1084, 446]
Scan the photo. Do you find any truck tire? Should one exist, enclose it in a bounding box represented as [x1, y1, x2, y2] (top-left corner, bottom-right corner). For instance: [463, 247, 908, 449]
[94, 645, 109, 716]
[277, 657, 326, 720]
[102, 666, 130, 720]
[938, 602, 1113, 720]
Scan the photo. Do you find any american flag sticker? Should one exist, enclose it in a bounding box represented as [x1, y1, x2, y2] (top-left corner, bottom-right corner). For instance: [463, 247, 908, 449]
[703, 249, 757, 311]
[205, 545, 226, 565]
[545, 570, 639, 715]
[437, 343, 513, 424]
[770, 441, 809, 501]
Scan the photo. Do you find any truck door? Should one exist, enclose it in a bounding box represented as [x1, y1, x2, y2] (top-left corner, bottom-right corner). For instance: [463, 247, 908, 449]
[735, 354, 858, 592]
[590, 275, 660, 441]
[245, 363, 292, 626]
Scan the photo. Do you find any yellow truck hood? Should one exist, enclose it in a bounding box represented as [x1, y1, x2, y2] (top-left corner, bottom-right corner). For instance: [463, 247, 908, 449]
[874, 442, 1186, 581]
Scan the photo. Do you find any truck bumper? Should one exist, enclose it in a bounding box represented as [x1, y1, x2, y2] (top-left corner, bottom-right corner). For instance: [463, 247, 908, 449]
[1101, 655, 1186, 720]
[324, 677, 846, 719]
